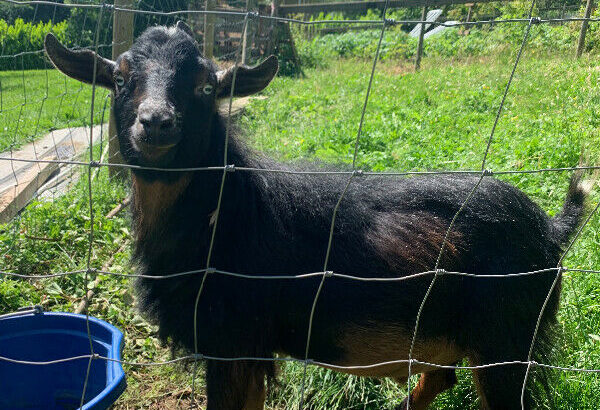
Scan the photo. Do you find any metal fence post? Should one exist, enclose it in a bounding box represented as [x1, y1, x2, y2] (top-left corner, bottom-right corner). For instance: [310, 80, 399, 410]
[577, 0, 595, 58]
[108, 0, 134, 179]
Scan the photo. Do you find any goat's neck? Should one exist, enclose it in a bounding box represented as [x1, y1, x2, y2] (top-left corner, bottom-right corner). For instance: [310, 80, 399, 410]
[131, 173, 192, 238]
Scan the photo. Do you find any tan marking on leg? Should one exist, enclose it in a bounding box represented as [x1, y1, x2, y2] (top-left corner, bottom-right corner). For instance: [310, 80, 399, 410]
[398, 369, 457, 410]
[241, 366, 266, 410]
[322, 324, 463, 379]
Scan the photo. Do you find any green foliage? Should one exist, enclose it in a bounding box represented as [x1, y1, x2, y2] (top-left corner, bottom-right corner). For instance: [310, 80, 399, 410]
[0, 19, 69, 70]
[293, 3, 594, 68]
[63, 6, 112, 55]
[0, 160, 129, 312]
[297, 19, 582, 67]
[0, 1, 70, 26]
[0, 164, 129, 277]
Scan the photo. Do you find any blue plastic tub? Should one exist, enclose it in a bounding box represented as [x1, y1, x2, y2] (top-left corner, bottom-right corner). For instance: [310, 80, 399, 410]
[0, 309, 126, 410]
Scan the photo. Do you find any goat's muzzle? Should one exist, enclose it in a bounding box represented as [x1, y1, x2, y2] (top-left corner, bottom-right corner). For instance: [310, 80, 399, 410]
[133, 99, 181, 159]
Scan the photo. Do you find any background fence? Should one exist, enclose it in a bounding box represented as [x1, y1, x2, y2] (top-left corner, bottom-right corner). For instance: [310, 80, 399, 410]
[1, 0, 600, 408]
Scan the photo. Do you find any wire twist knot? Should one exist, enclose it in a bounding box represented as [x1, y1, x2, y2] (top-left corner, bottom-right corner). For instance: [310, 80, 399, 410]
[530, 17, 541, 25]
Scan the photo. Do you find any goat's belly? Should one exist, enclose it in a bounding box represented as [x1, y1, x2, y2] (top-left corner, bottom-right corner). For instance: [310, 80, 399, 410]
[319, 325, 462, 379]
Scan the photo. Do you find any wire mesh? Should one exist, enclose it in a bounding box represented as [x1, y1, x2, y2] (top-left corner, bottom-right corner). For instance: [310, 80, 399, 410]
[1, 0, 599, 409]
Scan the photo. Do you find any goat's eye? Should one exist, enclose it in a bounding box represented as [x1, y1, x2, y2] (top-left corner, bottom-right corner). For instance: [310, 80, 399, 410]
[196, 84, 213, 96]
[115, 75, 125, 87]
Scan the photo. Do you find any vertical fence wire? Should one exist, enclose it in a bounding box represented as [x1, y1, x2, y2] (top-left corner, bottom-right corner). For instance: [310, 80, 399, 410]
[405, 1, 538, 407]
[298, 1, 390, 407]
[520, 198, 600, 408]
[79, 4, 106, 407]
[190, 11, 251, 407]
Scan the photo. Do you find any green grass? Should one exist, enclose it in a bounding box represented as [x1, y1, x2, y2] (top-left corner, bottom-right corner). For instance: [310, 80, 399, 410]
[0, 68, 110, 152]
[1, 49, 600, 409]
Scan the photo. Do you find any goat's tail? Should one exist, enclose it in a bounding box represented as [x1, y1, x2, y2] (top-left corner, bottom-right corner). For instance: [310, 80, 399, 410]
[552, 170, 595, 246]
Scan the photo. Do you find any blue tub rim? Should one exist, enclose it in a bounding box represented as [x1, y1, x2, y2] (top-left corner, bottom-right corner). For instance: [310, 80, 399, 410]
[0, 309, 127, 410]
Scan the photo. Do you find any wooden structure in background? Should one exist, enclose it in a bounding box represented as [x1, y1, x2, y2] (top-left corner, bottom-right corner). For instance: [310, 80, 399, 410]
[278, 0, 507, 16]
[0, 126, 104, 223]
[415, 6, 427, 70]
[109, 0, 134, 179]
[204, 0, 217, 58]
[578, 0, 595, 58]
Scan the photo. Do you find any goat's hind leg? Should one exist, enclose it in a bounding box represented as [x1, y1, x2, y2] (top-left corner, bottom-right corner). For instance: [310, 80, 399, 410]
[205, 360, 267, 410]
[395, 368, 457, 410]
[470, 358, 529, 410]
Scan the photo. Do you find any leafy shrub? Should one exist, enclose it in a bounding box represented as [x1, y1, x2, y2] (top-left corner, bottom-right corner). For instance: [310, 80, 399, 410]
[295, 3, 590, 66]
[0, 1, 70, 26]
[0, 19, 69, 70]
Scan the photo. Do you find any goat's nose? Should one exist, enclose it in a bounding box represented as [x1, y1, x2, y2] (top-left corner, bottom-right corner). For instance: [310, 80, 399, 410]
[138, 104, 176, 138]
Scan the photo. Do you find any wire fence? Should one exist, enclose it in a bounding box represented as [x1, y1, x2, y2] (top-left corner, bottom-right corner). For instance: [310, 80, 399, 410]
[1, 0, 600, 408]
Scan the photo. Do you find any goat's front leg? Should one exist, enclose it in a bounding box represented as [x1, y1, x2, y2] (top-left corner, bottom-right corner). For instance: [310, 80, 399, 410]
[396, 368, 457, 410]
[205, 360, 266, 410]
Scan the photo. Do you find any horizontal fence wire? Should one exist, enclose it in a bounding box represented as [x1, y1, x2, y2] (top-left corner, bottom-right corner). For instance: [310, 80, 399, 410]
[1, 0, 600, 409]
[3, 352, 600, 375]
[0, 266, 597, 281]
[3, 156, 600, 175]
[2, 0, 600, 26]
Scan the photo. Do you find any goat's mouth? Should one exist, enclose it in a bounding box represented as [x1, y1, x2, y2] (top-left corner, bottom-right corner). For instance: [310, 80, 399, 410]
[135, 139, 180, 162]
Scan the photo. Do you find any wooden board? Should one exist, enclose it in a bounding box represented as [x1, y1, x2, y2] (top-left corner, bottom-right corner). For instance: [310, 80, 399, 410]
[0, 161, 58, 223]
[0, 125, 105, 223]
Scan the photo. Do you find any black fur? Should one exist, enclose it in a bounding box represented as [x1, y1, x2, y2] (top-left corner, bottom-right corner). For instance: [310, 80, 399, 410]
[45, 25, 590, 409]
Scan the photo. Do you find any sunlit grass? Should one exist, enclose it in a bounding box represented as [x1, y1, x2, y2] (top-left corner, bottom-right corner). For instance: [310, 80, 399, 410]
[0, 67, 110, 152]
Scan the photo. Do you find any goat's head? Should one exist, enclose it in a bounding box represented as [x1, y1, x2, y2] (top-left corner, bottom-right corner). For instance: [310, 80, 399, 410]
[44, 21, 278, 168]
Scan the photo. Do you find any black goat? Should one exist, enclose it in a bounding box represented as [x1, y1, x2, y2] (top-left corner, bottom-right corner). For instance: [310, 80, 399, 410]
[45, 22, 589, 410]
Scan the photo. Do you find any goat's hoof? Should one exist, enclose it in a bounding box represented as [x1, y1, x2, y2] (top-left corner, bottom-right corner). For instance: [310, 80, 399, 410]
[396, 397, 410, 410]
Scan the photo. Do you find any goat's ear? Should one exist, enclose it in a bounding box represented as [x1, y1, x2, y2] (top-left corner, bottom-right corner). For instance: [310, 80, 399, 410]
[176, 20, 195, 39]
[44, 33, 116, 89]
[216, 55, 278, 98]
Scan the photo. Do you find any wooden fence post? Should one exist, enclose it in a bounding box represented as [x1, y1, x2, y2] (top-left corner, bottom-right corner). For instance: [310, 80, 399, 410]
[415, 6, 427, 71]
[108, 0, 134, 179]
[242, 0, 257, 64]
[466, 2, 474, 23]
[577, 0, 595, 58]
[204, 0, 216, 59]
[188, 0, 203, 37]
[266, 0, 280, 56]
